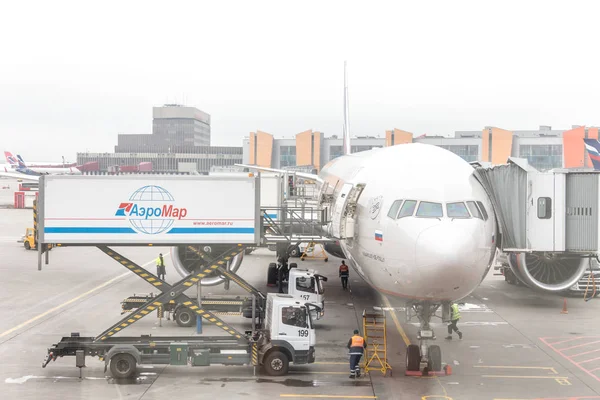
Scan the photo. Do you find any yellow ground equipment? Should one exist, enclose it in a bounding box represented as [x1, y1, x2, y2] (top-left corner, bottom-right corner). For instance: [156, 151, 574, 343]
[362, 309, 392, 376]
[300, 242, 328, 262]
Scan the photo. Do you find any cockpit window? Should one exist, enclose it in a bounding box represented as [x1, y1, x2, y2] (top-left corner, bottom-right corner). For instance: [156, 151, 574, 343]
[447, 202, 470, 218]
[387, 200, 403, 219]
[466, 201, 482, 219]
[398, 200, 417, 218]
[476, 201, 489, 221]
[416, 201, 443, 218]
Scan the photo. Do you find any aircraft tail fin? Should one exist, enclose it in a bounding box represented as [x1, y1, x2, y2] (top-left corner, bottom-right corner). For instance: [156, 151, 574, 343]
[4, 151, 17, 165]
[343, 61, 351, 155]
[16, 155, 26, 168]
[584, 139, 600, 170]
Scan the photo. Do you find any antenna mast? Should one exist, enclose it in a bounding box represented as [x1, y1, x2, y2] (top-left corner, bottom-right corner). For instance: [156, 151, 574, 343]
[343, 61, 351, 155]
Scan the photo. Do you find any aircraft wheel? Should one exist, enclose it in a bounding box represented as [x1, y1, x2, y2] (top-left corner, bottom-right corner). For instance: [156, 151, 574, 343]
[428, 345, 442, 371]
[406, 344, 420, 371]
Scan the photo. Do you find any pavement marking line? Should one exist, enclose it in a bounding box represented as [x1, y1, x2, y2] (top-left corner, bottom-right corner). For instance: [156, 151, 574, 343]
[0, 253, 165, 340]
[474, 366, 558, 374]
[280, 396, 377, 399]
[289, 371, 349, 375]
[482, 375, 569, 379]
[541, 336, 600, 384]
[314, 362, 348, 365]
[571, 348, 600, 358]
[382, 295, 410, 346]
[561, 340, 600, 351]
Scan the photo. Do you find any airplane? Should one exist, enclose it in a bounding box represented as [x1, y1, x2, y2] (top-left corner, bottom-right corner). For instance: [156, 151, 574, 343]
[13, 154, 81, 176]
[0, 153, 81, 181]
[4, 151, 76, 169]
[232, 62, 499, 373]
[583, 139, 600, 170]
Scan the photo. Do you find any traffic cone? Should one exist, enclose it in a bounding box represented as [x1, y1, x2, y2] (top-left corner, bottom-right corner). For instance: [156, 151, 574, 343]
[561, 298, 568, 314]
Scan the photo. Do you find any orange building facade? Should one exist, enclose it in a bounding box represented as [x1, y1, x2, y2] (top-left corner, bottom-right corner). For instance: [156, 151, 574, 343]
[245, 125, 600, 172]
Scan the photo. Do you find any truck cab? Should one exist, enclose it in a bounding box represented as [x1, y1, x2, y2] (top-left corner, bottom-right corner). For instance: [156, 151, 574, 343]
[286, 268, 326, 319]
[260, 293, 317, 375]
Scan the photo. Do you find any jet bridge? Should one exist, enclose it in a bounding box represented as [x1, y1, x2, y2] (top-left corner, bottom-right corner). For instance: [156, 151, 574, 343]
[473, 158, 599, 292]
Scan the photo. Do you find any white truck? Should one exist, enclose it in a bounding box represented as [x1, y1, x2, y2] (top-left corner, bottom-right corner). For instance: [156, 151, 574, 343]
[44, 293, 318, 378]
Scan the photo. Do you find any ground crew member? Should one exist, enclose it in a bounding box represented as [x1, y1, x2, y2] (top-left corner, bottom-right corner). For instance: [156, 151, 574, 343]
[339, 260, 349, 290]
[348, 329, 366, 378]
[156, 253, 166, 281]
[446, 302, 462, 340]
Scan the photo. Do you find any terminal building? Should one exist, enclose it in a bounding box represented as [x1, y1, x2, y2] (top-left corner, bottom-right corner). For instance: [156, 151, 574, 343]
[243, 125, 599, 172]
[77, 105, 243, 173]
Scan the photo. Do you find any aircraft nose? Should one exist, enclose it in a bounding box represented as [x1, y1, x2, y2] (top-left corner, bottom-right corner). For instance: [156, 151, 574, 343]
[415, 223, 479, 270]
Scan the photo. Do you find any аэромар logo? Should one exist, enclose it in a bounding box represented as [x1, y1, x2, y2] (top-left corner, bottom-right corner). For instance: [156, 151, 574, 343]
[115, 185, 187, 234]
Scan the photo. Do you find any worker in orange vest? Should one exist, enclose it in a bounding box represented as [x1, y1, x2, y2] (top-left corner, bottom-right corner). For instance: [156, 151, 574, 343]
[347, 329, 366, 378]
[339, 260, 349, 290]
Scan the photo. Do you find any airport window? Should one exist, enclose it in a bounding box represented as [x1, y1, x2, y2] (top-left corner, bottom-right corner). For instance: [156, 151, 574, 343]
[466, 201, 483, 219]
[519, 145, 562, 171]
[296, 277, 315, 293]
[387, 200, 403, 219]
[537, 197, 552, 219]
[280, 146, 297, 167]
[439, 145, 479, 162]
[416, 201, 443, 218]
[282, 306, 308, 328]
[330, 146, 344, 160]
[398, 200, 417, 218]
[447, 202, 471, 218]
[475, 201, 489, 220]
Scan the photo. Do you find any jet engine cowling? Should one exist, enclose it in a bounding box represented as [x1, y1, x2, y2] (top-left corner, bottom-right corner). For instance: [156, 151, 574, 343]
[507, 252, 589, 292]
[171, 244, 244, 286]
[324, 240, 346, 259]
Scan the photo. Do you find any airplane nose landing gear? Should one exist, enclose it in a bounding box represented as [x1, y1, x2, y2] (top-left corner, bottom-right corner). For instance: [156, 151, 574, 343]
[405, 301, 449, 376]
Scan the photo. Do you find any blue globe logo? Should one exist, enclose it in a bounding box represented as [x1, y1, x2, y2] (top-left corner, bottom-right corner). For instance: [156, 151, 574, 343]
[127, 185, 175, 234]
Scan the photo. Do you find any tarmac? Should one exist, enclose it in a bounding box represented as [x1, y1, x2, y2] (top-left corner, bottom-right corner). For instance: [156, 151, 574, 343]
[2, 205, 600, 400]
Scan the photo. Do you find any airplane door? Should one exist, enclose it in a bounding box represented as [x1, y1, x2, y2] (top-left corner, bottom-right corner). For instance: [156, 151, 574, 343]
[331, 183, 354, 238]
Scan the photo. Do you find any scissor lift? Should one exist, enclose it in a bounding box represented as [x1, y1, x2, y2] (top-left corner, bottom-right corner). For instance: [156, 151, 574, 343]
[43, 244, 314, 378]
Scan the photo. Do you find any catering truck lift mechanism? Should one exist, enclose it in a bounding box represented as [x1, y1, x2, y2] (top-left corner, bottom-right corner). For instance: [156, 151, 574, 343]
[43, 245, 320, 378]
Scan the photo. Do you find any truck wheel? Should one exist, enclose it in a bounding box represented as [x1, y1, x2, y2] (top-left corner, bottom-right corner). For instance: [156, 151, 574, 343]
[406, 344, 420, 371]
[24, 241, 30, 250]
[110, 353, 137, 379]
[263, 350, 289, 376]
[267, 263, 278, 286]
[175, 308, 196, 327]
[289, 246, 300, 258]
[428, 345, 442, 371]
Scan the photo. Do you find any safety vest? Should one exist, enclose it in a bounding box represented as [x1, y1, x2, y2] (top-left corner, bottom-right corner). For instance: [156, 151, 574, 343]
[451, 304, 460, 320]
[349, 335, 365, 355]
[351, 335, 364, 347]
[156, 257, 164, 266]
[339, 264, 349, 275]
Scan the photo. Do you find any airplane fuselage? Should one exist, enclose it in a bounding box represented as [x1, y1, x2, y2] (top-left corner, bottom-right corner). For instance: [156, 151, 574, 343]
[319, 143, 496, 302]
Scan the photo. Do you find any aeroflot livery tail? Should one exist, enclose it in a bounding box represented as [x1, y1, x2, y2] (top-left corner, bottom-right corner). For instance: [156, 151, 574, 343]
[583, 139, 600, 170]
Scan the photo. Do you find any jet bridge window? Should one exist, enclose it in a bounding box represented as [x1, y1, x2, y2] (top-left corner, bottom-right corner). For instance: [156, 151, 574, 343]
[398, 200, 417, 218]
[416, 202, 443, 217]
[447, 202, 471, 218]
[466, 201, 483, 219]
[296, 276, 315, 293]
[387, 200, 403, 219]
[282, 306, 308, 328]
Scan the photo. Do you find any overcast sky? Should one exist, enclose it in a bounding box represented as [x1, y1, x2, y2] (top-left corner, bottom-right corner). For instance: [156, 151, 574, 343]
[1, 0, 599, 161]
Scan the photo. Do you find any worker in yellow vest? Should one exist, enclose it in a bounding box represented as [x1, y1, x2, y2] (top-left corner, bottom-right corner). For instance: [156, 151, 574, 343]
[347, 329, 367, 378]
[445, 303, 462, 340]
[156, 253, 166, 281]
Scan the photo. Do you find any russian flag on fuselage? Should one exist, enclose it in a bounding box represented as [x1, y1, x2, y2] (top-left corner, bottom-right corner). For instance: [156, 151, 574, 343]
[584, 139, 600, 170]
